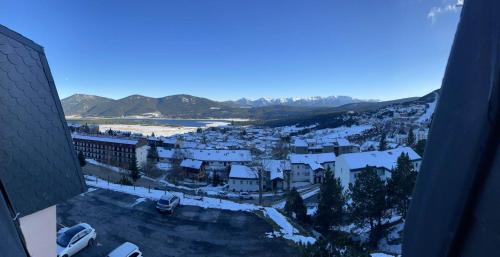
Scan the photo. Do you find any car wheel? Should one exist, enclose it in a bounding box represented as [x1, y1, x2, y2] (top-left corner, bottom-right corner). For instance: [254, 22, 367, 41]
[87, 238, 94, 247]
[62, 255, 69, 257]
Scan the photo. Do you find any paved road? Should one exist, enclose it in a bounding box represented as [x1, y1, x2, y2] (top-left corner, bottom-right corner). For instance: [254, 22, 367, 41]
[57, 189, 298, 257]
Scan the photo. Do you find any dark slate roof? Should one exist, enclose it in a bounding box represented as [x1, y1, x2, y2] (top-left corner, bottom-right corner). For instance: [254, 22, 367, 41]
[0, 193, 28, 257]
[0, 25, 86, 217]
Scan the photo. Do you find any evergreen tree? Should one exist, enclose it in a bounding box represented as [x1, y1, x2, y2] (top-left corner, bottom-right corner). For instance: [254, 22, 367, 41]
[387, 153, 418, 218]
[348, 166, 388, 245]
[379, 133, 387, 151]
[284, 188, 308, 224]
[151, 132, 155, 137]
[314, 167, 346, 235]
[212, 172, 220, 186]
[129, 155, 141, 181]
[147, 144, 159, 161]
[78, 151, 86, 167]
[414, 139, 427, 157]
[407, 129, 416, 147]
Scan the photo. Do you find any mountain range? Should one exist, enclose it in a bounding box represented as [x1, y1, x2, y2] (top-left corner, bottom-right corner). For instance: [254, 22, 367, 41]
[225, 96, 377, 108]
[61, 93, 423, 120]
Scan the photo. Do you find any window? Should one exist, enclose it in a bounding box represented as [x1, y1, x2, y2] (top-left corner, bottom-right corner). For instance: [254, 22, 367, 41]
[130, 252, 140, 257]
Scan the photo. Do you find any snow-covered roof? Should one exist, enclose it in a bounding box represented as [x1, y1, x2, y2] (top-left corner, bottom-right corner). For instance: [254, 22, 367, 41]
[157, 147, 175, 158]
[289, 153, 336, 164]
[180, 159, 203, 170]
[262, 160, 290, 180]
[291, 139, 308, 147]
[229, 165, 257, 179]
[185, 149, 252, 162]
[307, 161, 324, 171]
[72, 134, 139, 145]
[338, 147, 421, 171]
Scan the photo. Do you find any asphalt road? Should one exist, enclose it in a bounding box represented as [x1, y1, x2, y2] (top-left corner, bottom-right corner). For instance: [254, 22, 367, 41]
[57, 189, 298, 257]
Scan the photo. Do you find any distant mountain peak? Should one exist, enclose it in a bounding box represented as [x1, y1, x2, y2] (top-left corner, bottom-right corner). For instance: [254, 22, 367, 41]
[229, 95, 378, 108]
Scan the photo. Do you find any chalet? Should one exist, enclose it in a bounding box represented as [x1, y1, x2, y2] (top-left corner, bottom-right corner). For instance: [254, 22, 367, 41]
[289, 153, 336, 184]
[180, 159, 205, 180]
[262, 160, 292, 191]
[335, 147, 422, 189]
[228, 165, 259, 192]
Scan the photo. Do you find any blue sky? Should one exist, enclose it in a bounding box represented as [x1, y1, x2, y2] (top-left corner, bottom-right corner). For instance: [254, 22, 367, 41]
[1, 0, 461, 101]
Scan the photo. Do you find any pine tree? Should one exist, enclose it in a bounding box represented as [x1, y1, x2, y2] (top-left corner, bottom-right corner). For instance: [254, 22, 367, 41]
[78, 151, 86, 167]
[387, 153, 418, 218]
[284, 188, 308, 224]
[147, 144, 159, 161]
[349, 166, 388, 245]
[407, 129, 416, 147]
[414, 139, 426, 157]
[129, 155, 141, 181]
[379, 133, 387, 151]
[314, 167, 345, 235]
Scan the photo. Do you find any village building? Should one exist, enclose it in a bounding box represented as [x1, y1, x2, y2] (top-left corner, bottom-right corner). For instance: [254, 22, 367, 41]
[72, 134, 149, 169]
[262, 160, 292, 191]
[289, 153, 336, 184]
[228, 165, 259, 192]
[334, 147, 422, 189]
[180, 159, 206, 180]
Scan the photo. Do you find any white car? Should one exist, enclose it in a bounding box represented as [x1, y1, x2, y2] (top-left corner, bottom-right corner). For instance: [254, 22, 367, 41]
[107, 242, 143, 257]
[57, 223, 97, 257]
[239, 192, 253, 200]
[156, 193, 180, 213]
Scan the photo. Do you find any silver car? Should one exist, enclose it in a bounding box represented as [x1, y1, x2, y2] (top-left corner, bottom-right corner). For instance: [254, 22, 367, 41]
[156, 193, 180, 213]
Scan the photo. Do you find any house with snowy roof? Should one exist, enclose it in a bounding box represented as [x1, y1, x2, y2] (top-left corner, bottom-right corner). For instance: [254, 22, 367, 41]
[289, 153, 336, 184]
[180, 159, 206, 180]
[262, 160, 292, 191]
[334, 147, 422, 189]
[228, 165, 259, 192]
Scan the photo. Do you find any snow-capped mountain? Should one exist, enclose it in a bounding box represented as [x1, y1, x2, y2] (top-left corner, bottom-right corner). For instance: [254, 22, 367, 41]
[230, 96, 378, 108]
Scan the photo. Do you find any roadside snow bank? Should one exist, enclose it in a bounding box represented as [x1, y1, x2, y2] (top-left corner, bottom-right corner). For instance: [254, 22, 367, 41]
[263, 207, 316, 245]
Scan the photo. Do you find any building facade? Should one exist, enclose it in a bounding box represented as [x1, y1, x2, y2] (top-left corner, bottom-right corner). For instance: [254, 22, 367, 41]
[72, 134, 149, 169]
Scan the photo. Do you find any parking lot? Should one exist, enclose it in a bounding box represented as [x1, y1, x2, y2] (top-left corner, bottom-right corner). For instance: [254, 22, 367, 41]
[57, 188, 298, 257]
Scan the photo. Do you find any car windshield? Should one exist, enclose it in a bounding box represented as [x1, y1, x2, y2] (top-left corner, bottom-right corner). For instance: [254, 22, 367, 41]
[57, 225, 84, 247]
[158, 199, 170, 205]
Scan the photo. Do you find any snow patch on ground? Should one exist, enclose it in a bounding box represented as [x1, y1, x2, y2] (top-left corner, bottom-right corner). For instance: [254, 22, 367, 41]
[86, 159, 125, 173]
[417, 92, 438, 123]
[371, 253, 397, 257]
[263, 207, 316, 245]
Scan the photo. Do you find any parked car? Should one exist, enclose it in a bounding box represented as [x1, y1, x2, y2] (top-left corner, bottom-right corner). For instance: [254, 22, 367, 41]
[156, 193, 180, 213]
[239, 192, 253, 200]
[57, 223, 97, 257]
[107, 242, 142, 257]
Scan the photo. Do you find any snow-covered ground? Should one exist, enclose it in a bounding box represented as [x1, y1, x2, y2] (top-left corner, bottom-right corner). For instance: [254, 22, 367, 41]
[273, 187, 320, 209]
[417, 92, 438, 123]
[378, 222, 403, 255]
[99, 124, 197, 137]
[84, 175, 316, 245]
[86, 159, 125, 173]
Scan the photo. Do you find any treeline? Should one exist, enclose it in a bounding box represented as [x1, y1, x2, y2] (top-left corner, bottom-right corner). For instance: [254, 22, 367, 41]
[284, 153, 418, 257]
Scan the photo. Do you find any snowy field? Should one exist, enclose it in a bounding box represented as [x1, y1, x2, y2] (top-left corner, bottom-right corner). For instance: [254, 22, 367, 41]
[98, 124, 197, 137]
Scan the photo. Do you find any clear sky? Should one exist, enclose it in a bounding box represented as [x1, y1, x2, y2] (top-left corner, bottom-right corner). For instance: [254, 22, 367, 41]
[1, 0, 461, 101]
